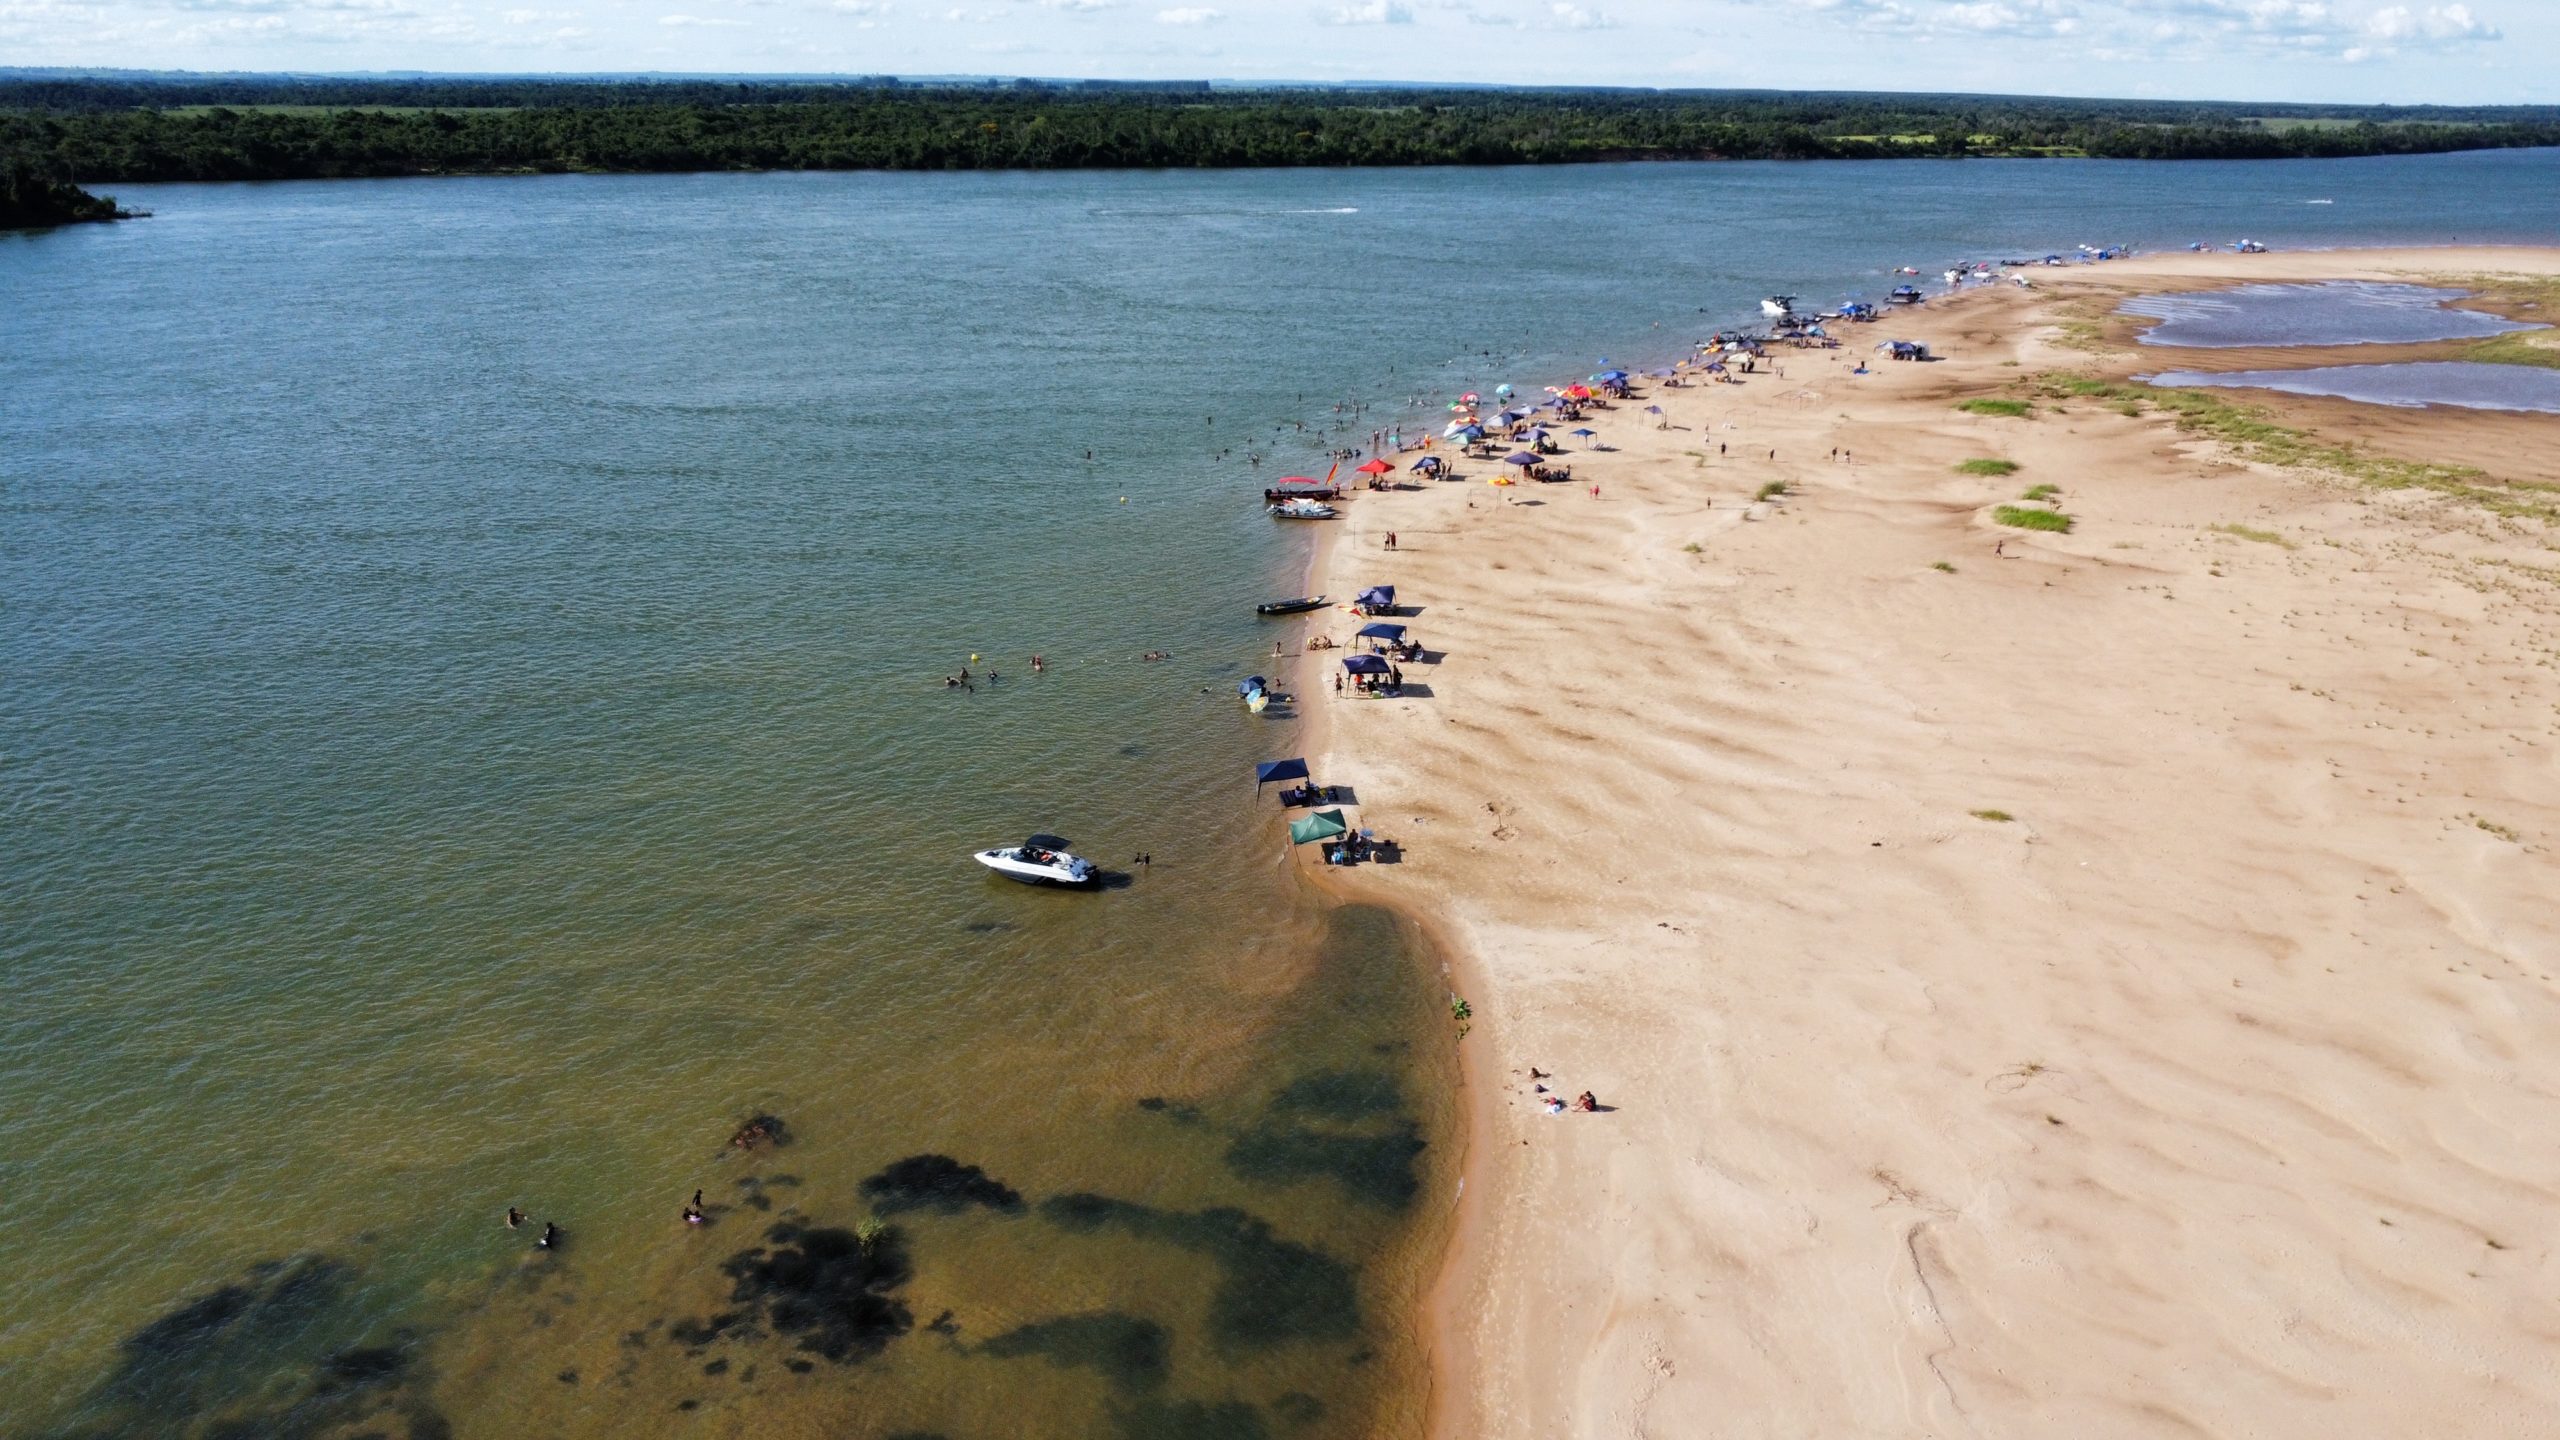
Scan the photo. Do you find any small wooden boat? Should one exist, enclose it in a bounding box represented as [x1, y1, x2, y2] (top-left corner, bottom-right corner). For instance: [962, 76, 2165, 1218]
[1256, 595, 1327, 616]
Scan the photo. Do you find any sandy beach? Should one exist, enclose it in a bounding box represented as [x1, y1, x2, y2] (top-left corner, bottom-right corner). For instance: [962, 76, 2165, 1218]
[1299, 246, 2560, 1437]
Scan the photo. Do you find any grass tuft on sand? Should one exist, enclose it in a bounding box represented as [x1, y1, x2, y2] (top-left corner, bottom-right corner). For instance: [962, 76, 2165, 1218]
[1957, 458, 2020, 476]
[2211, 523, 2293, 547]
[1995, 505, 2073, 533]
[1756, 480, 1789, 501]
[1931, 561, 1957, 573]
[1970, 809, 2015, 822]
[1958, 399, 2032, 418]
[2021, 483, 2061, 501]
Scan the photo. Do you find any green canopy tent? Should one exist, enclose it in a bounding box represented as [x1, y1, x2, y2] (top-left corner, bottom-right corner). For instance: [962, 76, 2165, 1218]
[1288, 809, 1349, 845]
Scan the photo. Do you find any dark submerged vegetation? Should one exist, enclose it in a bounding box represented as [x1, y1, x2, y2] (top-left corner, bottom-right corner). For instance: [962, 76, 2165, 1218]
[5, 78, 2558, 186]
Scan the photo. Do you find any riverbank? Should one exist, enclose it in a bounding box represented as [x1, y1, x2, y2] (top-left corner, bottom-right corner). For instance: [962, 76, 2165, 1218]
[1315, 245, 2560, 1437]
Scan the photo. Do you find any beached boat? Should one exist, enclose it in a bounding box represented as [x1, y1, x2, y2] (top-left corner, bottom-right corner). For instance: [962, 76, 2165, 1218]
[1761, 294, 1796, 318]
[1889, 286, 1924, 305]
[1256, 595, 1328, 616]
[1268, 499, 1337, 520]
[974, 837, 1098, 888]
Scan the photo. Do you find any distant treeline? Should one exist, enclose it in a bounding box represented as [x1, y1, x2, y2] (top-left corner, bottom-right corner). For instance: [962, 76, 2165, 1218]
[5, 81, 2559, 185]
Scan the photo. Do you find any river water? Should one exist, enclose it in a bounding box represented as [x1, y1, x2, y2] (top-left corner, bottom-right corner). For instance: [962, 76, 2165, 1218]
[5, 149, 2557, 1440]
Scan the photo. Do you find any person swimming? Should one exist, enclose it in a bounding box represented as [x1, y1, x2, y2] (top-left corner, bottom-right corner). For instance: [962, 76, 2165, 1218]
[506, 1206, 525, 1229]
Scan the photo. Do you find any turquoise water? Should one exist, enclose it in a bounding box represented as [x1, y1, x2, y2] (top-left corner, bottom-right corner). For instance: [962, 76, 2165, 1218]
[5, 150, 2558, 1439]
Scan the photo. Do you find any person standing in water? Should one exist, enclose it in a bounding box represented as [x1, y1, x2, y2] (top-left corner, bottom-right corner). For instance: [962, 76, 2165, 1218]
[538, 1222, 559, 1249]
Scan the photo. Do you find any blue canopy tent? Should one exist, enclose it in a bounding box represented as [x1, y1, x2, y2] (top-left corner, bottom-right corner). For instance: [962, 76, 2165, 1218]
[1503, 451, 1541, 468]
[1255, 757, 1310, 794]
[1356, 585, 1395, 609]
[1357, 622, 1408, 646]
[1342, 653, 1390, 676]
[1409, 456, 1443, 473]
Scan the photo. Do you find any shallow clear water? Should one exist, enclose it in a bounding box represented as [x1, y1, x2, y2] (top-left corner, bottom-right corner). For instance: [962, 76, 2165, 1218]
[2123, 280, 2542, 348]
[5, 149, 2559, 1440]
[2145, 360, 2560, 413]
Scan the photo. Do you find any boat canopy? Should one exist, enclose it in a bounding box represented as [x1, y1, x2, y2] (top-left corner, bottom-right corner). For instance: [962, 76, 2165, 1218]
[1256, 757, 1310, 785]
[1357, 622, 1407, 642]
[1289, 809, 1350, 845]
[1357, 585, 1395, 607]
[1342, 654, 1390, 675]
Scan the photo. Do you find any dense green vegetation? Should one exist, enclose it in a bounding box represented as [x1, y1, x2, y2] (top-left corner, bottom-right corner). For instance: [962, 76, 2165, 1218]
[1, 159, 129, 227]
[4, 77, 2557, 185]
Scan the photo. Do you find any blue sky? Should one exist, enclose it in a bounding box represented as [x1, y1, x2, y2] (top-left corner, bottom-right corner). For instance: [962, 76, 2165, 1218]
[1, 0, 2546, 104]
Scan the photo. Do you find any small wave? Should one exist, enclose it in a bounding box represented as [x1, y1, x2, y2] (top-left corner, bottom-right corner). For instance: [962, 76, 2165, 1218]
[2304, 198, 2335, 205]
[1288, 207, 1360, 214]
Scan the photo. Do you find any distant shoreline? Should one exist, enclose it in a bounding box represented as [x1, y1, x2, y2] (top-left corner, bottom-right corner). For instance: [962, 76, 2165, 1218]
[8, 82, 2558, 189]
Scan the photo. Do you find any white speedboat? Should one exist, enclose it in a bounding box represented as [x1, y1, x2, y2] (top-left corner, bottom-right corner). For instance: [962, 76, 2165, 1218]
[1761, 294, 1796, 317]
[1268, 499, 1337, 520]
[974, 837, 1098, 887]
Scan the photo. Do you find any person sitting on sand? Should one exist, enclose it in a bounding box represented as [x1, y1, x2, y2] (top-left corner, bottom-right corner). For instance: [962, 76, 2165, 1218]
[1576, 1092, 1598, 1113]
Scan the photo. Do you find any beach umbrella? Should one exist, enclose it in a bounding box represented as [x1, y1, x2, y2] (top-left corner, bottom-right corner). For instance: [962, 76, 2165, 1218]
[1460, 392, 1480, 403]
[1502, 451, 1540, 467]
[1644, 405, 1663, 415]
[1289, 809, 1349, 845]
[1409, 456, 1442, 472]
[1494, 383, 1514, 397]
[1442, 421, 1471, 438]
[1238, 675, 1267, 699]
[1356, 459, 1393, 475]
[1595, 370, 1628, 382]
[1571, 427, 1597, 438]
[1255, 757, 1310, 791]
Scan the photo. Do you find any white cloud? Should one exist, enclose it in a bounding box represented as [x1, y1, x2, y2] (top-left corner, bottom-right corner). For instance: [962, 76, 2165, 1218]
[1548, 1, 1613, 28]
[1154, 4, 1219, 19]
[1322, 0, 1413, 23]
[1934, 0, 2079, 36]
[833, 0, 893, 11]
[657, 12, 746, 24]
[2364, 2, 2496, 42]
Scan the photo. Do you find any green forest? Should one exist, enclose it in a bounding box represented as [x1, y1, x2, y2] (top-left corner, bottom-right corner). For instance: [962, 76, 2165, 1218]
[1, 159, 131, 228]
[6, 77, 2559, 190]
